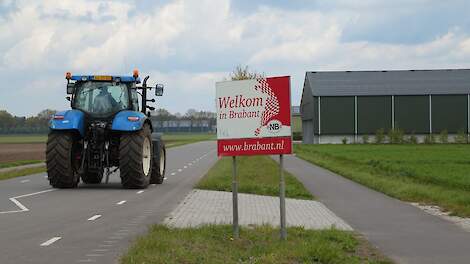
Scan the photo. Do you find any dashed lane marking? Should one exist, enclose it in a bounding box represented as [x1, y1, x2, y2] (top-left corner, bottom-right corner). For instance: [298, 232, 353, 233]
[178, 169, 182, 172]
[40, 236, 62, 246]
[77, 259, 96, 263]
[85, 254, 103, 257]
[170, 172, 176, 176]
[87, 215, 102, 221]
[137, 190, 144, 194]
[116, 200, 126, 205]
[20, 179, 30, 183]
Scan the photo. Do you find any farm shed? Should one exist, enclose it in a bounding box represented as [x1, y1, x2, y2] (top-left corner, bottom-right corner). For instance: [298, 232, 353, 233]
[300, 69, 470, 144]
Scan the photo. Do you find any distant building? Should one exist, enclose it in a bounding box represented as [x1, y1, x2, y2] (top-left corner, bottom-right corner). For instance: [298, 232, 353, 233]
[300, 69, 470, 144]
[150, 118, 215, 133]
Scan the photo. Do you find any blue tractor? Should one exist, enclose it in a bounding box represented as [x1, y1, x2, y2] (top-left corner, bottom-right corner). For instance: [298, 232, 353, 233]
[47, 70, 166, 189]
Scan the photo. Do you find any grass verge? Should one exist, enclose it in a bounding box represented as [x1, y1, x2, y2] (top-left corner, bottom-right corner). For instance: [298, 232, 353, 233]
[0, 133, 214, 145]
[0, 166, 46, 181]
[121, 225, 391, 264]
[163, 133, 215, 148]
[0, 160, 43, 169]
[0, 134, 47, 144]
[197, 155, 313, 200]
[295, 144, 470, 217]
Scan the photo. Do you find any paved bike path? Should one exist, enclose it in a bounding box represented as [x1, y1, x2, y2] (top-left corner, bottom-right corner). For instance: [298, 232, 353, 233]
[275, 155, 470, 264]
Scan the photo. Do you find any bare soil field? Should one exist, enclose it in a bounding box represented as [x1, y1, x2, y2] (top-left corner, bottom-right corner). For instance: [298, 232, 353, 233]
[0, 143, 45, 163]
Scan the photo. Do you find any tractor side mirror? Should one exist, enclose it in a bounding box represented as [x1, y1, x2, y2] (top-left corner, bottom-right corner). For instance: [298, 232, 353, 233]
[155, 84, 164, 96]
[67, 83, 75, 94]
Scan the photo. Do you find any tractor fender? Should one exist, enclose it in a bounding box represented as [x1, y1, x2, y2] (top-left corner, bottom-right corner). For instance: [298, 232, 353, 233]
[111, 111, 148, 132]
[49, 110, 85, 137]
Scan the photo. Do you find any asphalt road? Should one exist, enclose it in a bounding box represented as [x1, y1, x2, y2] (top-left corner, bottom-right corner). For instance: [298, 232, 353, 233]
[0, 141, 217, 264]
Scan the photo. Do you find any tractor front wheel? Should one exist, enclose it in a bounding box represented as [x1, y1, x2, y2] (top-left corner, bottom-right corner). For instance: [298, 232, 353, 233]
[150, 142, 166, 184]
[119, 126, 152, 189]
[46, 132, 80, 188]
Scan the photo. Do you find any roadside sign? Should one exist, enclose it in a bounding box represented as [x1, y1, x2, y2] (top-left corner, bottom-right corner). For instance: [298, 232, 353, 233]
[215, 76, 292, 240]
[216, 76, 292, 156]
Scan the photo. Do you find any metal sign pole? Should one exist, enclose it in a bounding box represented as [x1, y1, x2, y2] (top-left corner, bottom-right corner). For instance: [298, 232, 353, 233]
[232, 156, 239, 239]
[279, 154, 287, 240]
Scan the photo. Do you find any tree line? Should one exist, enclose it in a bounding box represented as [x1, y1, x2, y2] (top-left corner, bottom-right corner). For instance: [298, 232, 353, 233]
[0, 108, 216, 134]
[0, 109, 57, 134]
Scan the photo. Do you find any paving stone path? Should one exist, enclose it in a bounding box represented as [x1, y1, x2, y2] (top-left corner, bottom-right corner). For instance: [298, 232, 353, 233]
[164, 189, 352, 230]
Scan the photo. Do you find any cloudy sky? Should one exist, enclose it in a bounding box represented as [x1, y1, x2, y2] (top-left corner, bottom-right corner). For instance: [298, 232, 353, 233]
[1, 0, 470, 116]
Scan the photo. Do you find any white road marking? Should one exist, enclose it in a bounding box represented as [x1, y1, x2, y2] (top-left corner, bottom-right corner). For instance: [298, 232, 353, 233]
[85, 254, 103, 257]
[40, 236, 62, 246]
[188, 163, 192, 166]
[170, 172, 176, 176]
[44, 175, 48, 178]
[178, 169, 182, 172]
[116, 200, 126, 205]
[77, 259, 96, 263]
[183, 166, 187, 169]
[0, 189, 56, 214]
[20, 179, 30, 183]
[98, 244, 113, 247]
[87, 214, 102, 221]
[136, 190, 144, 194]
[164, 177, 167, 180]
[92, 249, 108, 252]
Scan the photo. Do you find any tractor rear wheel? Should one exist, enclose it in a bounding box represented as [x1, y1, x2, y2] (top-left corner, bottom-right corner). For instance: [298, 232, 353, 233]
[150, 142, 166, 184]
[119, 125, 152, 189]
[46, 132, 80, 188]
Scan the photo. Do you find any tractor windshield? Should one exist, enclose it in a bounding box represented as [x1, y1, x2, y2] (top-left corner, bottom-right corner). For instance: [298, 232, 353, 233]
[73, 82, 130, 117]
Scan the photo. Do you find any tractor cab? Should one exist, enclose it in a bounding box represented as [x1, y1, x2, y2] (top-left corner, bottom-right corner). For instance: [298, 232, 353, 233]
[65, 70, 163, 119]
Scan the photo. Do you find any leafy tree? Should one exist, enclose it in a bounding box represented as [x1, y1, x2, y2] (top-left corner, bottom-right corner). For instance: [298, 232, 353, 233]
[229, 65, 264, 80]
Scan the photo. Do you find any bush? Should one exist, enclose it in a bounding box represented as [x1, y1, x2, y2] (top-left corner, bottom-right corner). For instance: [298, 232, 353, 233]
[408, 133, 418, 144]
[455, 130, 468, 144]
[424, 134, 436, 144]
[374, 128, 385, 144]
[342, 137, 348, 144]
[292, 132, 302, 141]
[362, 134, 369, 144]
[439, 130, 448, 144]
[388, 128, 405, 144]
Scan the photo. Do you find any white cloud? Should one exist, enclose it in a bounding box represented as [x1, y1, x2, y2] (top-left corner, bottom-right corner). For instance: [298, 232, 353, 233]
[1, 0, 470, 116]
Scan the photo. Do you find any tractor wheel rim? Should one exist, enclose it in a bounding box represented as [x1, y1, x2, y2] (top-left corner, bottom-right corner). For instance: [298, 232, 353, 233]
[143, 137, 151, 176]
[160, 150, 165, 176]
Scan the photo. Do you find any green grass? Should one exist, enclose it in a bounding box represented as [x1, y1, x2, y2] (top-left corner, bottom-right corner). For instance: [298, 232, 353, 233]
[0, 134, 47, 144]
[121, 225, 391, 264]
[0, 160, 43, 169]
[162, 133, 215, 148]
[295, 144, 470, 217]
[0, 133, 214, 145]
[0, 166, 46, 181]
[197, 155, 313, 200]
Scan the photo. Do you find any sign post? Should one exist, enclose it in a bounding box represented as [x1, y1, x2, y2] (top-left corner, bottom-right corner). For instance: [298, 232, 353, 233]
[216, 76, 292, 240]
[232, 156, 239, 239]
[279, 154, 287, 240]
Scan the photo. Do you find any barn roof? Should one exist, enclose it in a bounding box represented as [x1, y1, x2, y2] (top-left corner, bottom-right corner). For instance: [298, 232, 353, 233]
[305, 69, 470, 96]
